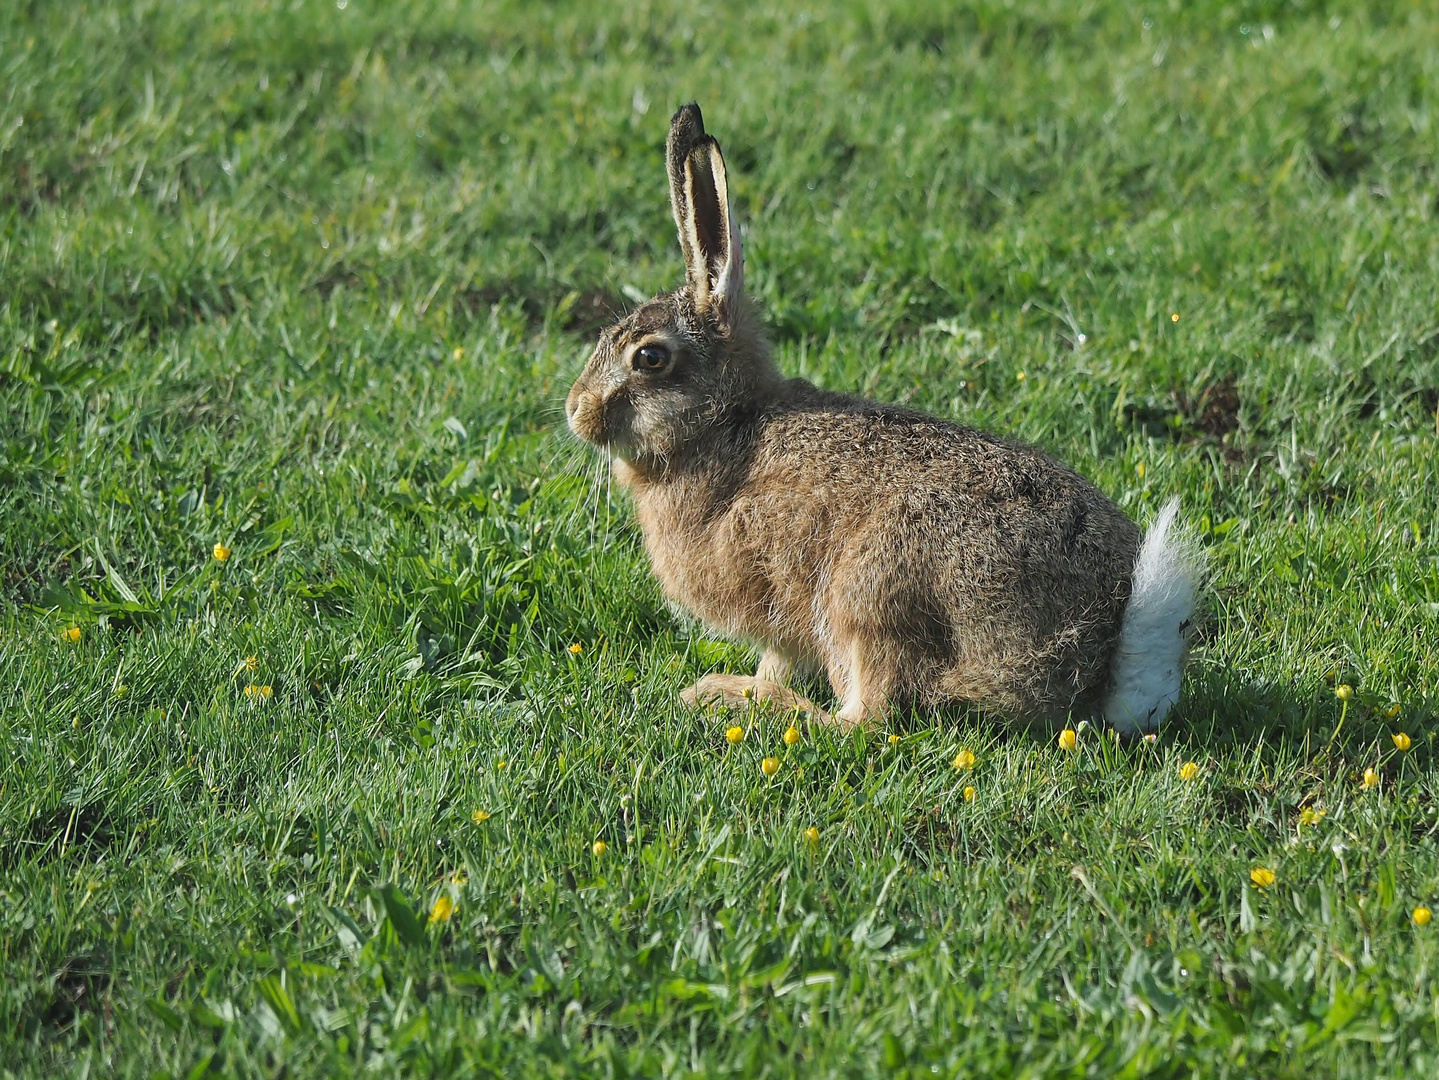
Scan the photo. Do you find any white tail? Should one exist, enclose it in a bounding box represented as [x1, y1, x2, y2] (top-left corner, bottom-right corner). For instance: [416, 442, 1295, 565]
[1102, 498, 1201, 733]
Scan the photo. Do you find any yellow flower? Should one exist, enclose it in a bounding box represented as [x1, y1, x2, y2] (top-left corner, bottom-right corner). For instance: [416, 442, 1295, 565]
[888, 733, 900, 745]
[783, 725, 801, 746]
[1179, 761, 1199, 781]
[1384, 703, 1402, 720]
[592, 840, 608, 857]
[761, 756, 780, 776]
[1298, 807, 1325, 827]
[1392, 732, 1411, 752]
[725, 725, 744, 745]
[72, 716, 80, 729]
[496, 759, 507, 771]
[428, 895, 455, 924]
[1250, 867, 1275, 888]
[963, 785, 976, 803]
[452, 346, 464, 361]
[1170, 312, 1180, 323]
[1415, 906, 1432, 927]
[471, 810, 491, 824]
[1057, 729, 1077, 752]
[1334, 684, 1353, 701]
[1136, 462, 1146, 481]
[803, 826, 819, 846]
[567, 643, 583, 655]
[953, 749, 976, 771]
[1363, 767, 1380, 789]
[244, 684, 260, 698]
[213, 543, 231, 562]
[244, 655, 259, 672]
[1016, 370, 1027, 382]
[62, 626, 82, 643]
[259, 685, 273, 699]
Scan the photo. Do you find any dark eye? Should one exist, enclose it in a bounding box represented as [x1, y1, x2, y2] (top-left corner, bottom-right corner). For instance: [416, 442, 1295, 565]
[633, 344, 670, 371]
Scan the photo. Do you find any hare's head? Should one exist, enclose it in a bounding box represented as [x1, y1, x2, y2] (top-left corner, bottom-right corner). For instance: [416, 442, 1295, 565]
[567, 103, 778, 464]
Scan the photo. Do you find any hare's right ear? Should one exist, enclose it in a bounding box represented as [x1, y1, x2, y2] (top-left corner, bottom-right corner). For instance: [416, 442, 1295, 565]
[667, 103, 744, 325]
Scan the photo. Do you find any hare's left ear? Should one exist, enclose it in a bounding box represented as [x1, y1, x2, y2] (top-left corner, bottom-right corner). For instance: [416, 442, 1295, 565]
[667, 103, 744, 323]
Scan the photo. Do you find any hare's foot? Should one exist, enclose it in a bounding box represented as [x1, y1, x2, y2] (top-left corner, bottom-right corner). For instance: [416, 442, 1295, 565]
[828, 642, 896, 731]
[680, 673, 829, 720]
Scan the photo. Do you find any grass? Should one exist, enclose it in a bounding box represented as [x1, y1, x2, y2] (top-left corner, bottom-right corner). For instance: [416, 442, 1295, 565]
[3, 0, 1439, 1075]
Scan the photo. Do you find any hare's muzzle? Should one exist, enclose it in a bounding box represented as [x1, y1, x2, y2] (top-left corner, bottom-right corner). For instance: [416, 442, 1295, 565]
[565, 381, 607, 446]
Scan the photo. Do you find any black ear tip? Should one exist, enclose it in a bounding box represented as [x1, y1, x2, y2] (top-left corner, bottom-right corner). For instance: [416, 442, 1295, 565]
[670, 102, 706, 140]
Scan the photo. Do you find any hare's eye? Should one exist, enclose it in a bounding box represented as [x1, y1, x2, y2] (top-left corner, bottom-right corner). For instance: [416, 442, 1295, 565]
[634, 344, 670, 371]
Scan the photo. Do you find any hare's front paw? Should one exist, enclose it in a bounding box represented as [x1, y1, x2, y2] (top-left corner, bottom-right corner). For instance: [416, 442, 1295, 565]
[680, 674, 829, 722]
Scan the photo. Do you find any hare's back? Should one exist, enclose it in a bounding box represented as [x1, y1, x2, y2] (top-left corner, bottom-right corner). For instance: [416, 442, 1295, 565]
[752, 391, 1140, 601]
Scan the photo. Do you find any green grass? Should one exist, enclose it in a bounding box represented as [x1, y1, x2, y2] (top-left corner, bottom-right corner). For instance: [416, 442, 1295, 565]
[4, 0, 1439, 1075]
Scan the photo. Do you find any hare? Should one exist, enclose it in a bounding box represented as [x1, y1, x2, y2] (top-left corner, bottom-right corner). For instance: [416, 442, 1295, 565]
[566, 103, 1199, 733]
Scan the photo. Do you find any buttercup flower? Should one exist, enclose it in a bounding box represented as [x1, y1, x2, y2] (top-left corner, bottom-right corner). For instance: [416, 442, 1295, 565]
[953, 749, 976, 771]
[761, 756, 779, 777]
[244, 655, 259, 672]
[592, 840, 608, 856]
[213, 543, 231, 562]
[1058, 729, 1077, 752]
[726, 725, 744, 745]
[1334, 684, 1353, 701]
[1298, 807, 1325, 827]
[568, 643, 583, 655]
[63, 626, 81, 643]
[783, 725, 801, 746]
[1415, 906, 1432, 927]
[496, 759, 508, 771]
[1179, 761, 1199, 780]
[1384, 704, 1402, 720]
[1363, 767, 1380, 789]
[471, 810, 491, 824]
[1392, 732, 1411, 752]
[803, 827, 819, 845]
[888, 733, 900, 745]
[429, 895, 455, 924]
[963, 785, 976, 803]
[259, 685, 273, 699]
[1170, 312, 1180, 323]
[1250, 867, 1275, 888]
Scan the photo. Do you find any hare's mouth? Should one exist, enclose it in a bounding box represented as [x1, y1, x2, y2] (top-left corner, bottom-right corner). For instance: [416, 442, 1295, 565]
[566, 389, 633, 454]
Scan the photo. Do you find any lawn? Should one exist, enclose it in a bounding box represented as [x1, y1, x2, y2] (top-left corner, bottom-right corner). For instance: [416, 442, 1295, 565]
[3, 1, 1439, 1076]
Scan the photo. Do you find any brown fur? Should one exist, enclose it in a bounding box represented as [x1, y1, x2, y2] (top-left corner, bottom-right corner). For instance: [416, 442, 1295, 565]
[567, 104, 1140, 728]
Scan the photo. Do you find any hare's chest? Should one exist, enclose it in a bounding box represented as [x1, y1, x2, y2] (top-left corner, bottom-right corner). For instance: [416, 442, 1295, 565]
[634, 486, 824, 639]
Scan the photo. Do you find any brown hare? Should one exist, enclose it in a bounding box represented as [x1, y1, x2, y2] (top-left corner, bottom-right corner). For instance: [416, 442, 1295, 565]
[566, 103, 1199, 733]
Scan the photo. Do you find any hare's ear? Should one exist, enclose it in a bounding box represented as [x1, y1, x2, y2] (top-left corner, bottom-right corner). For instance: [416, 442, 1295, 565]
[667, 104, 744, 322]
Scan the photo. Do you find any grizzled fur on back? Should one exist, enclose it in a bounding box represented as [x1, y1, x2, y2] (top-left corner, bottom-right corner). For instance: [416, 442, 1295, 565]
[567, 103, 1179, 729]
